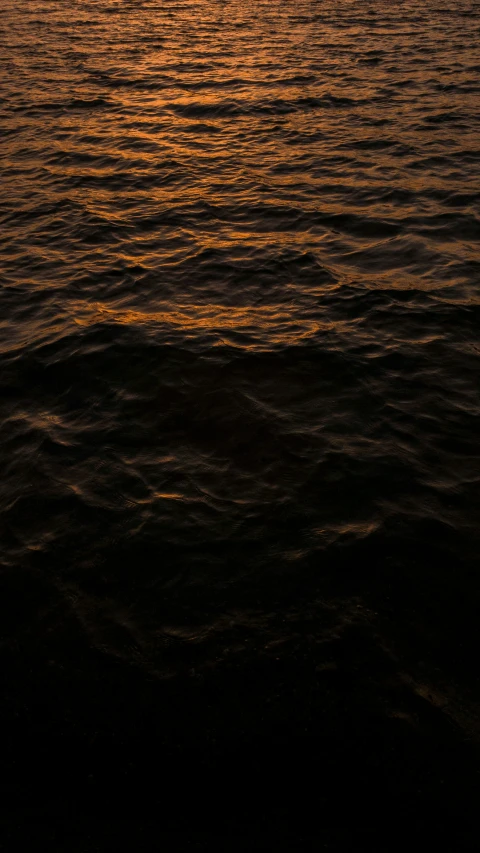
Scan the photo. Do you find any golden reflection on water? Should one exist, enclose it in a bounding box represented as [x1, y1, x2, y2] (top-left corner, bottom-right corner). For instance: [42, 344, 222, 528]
[1, 6, 480, 783]
[2, 0, 479, 348]
[70, 300, 339, 348]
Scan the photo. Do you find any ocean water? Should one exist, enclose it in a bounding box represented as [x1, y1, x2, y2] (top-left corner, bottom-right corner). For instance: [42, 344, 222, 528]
[1, 0, 480, 825]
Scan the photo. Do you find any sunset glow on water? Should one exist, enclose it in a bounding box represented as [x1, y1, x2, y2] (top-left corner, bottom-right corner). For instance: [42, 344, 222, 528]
[1, 0, 479, 840]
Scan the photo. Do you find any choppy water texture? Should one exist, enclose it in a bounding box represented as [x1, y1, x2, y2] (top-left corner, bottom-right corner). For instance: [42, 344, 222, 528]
[1, 0, 480, 810]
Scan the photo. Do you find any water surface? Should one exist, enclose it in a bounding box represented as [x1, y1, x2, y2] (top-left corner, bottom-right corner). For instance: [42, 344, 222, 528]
[1, 0, 480, 827]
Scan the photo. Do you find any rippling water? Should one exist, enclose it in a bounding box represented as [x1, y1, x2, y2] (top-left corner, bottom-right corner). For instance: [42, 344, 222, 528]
[1, 0, 480, 785]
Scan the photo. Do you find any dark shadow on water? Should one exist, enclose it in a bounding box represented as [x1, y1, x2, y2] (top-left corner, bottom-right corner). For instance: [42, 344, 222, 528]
[1, 533, 479, 850]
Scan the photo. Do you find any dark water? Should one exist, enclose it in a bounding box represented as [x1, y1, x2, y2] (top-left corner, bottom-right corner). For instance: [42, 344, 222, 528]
[1, 0, 480, 839]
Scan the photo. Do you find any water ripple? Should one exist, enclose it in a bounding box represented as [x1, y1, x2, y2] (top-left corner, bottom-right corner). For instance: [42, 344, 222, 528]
[1, 0, 479, 699]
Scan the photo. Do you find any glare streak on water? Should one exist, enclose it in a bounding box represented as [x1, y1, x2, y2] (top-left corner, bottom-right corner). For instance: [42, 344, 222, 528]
[0, 0, 480, 684]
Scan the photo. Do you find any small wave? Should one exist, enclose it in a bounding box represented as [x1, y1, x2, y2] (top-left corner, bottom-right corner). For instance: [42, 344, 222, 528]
[17, 97, 112, 115]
